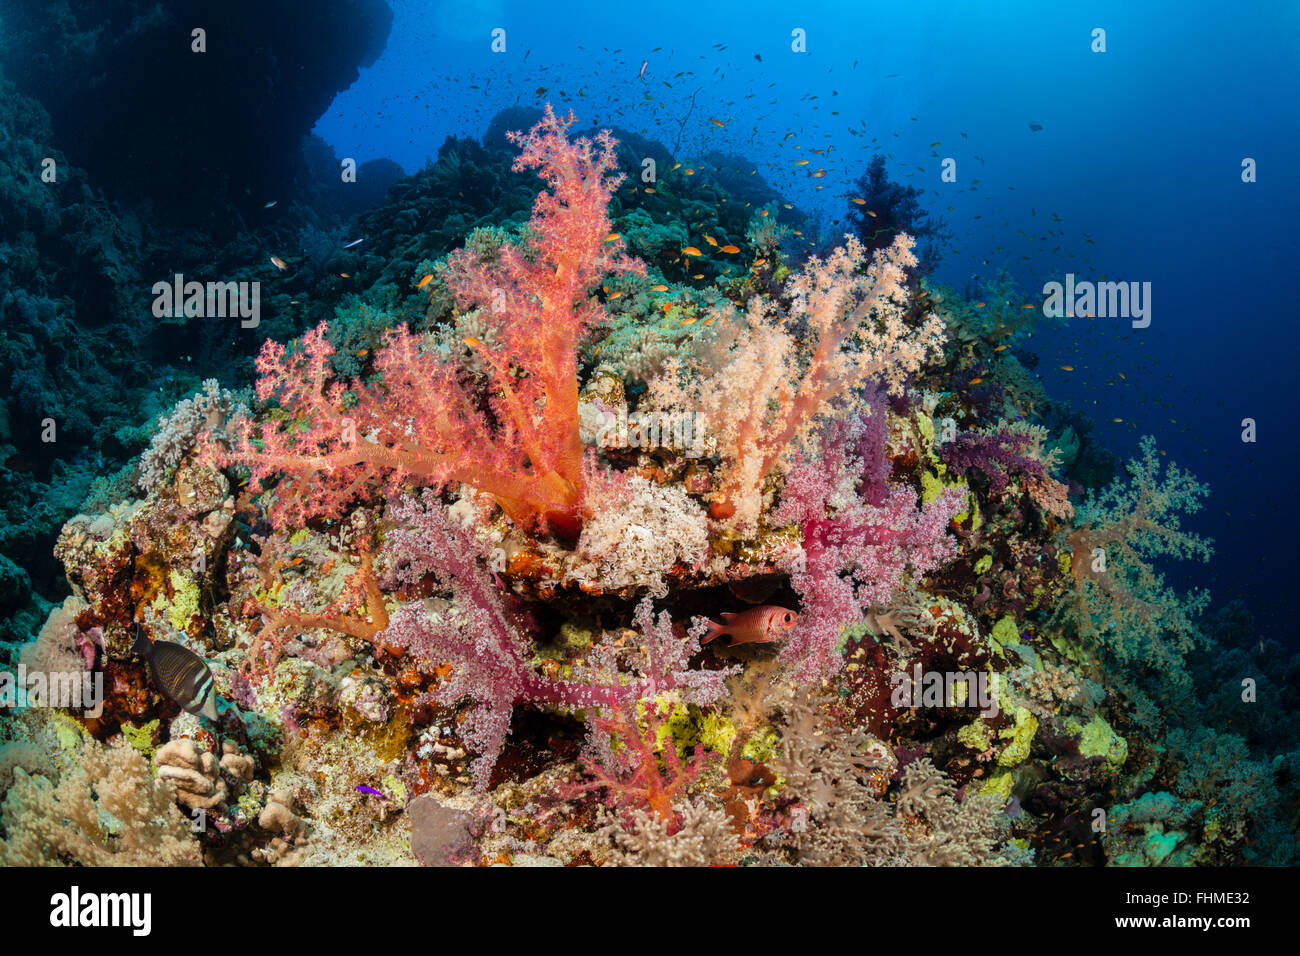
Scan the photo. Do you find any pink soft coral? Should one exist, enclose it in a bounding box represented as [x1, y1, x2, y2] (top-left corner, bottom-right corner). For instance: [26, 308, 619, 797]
[570, 701, 718, 827]
[652, 233, 943, 528]
[213, 106, 641, 535]
[774, 430, 965, 685]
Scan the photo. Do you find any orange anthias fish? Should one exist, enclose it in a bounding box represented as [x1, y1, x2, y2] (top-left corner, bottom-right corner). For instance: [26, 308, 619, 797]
[701, 606, 799, 647]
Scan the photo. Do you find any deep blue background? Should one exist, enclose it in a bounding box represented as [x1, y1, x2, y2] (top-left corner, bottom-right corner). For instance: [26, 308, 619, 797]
[315, 0, 1300, 640]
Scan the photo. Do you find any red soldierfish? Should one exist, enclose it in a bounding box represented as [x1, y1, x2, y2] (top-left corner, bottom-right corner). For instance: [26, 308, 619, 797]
[701, 606, 799, 647]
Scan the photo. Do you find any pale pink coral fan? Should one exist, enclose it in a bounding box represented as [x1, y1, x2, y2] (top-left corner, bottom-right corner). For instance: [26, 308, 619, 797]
[652, 233, 944, 528]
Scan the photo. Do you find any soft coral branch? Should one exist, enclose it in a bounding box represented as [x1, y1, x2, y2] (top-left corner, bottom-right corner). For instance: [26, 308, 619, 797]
[210, 106, 641, 536]
[570, 700, 718, 827]
[774, 425, 965, 685]
[379, 492, 730, 788]
[1056, 435, 1213, 681]
[243, 540, 389, 682]
[660, 233, 943, 528]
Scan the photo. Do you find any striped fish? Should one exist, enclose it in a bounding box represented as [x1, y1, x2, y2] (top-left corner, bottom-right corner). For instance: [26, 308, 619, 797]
[133, 629, 218, 721]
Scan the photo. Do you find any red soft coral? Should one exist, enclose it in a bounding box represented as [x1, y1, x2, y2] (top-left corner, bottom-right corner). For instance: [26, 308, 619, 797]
[213, 106, 641, 535]
[572, 701, 717, 827]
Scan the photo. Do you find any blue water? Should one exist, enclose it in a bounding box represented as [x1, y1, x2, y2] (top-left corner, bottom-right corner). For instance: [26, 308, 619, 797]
[314, 0, 1300, 638]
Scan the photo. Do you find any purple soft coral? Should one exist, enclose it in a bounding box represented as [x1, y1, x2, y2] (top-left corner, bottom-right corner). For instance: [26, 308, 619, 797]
[379, 491, 733, 788]
[938, 426, 1047, 497]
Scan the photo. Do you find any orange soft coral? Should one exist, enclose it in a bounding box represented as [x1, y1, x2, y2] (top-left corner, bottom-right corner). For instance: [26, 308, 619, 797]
[211, 106, 641, 536]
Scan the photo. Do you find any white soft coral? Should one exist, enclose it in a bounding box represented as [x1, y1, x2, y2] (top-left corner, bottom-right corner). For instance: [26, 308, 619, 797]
[569, 476, 709, 597]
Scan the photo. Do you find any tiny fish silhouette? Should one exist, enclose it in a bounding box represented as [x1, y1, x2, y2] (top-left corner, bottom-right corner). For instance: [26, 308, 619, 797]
[134, 628, 218, 721]
[701, 606, 798, 646]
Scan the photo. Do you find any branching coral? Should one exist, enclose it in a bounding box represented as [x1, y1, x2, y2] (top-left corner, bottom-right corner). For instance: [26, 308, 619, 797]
[567, 475, 710, 597]
[243, 536, 389, 682]
[0, 737, 201, 866]
[894, 756, 1005, 866]
[848, 153, 948, 274]
[650, 233, 944, 528]
[139, 379, 249, 495]
[575, 700, 718, 826]
[1056, 436, 1213, 689]
[604, 797, 740, 866]
[774, 429, 965, 685]
[772, 695, 903, 866]
[940, 419, 1073, 520]
[209, 106, 642, 536]
[378, 491, 731, 788]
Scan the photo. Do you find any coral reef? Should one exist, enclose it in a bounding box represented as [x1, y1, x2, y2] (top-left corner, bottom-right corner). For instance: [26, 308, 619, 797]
[7, 100, 1291, 872]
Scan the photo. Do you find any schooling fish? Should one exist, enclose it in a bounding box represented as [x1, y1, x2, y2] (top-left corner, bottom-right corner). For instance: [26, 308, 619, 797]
[133, 628, 218, 721]
[701, 606, 799, 647]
